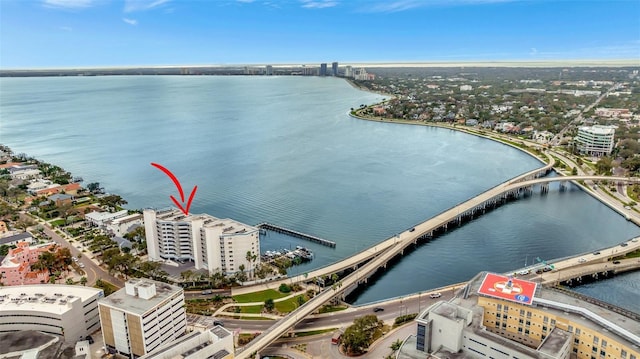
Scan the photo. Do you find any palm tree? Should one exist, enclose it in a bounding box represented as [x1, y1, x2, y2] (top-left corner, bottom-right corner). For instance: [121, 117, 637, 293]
[80, 276, 87, 286]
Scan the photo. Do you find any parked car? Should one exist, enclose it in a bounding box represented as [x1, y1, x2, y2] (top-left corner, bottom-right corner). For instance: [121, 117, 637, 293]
[429, 293, 442, 298]
[592, 251, 601, 255]
[409, 228, 416, 232]
[202, 290, 213, 295]
[213, 320, 224, 326]
[578, 258, 586, 263]
[373, 307, 384, 312]
[613, 261, 621, 264]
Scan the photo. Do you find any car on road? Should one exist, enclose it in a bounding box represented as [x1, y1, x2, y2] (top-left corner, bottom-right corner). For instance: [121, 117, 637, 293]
[593, 251, 601, 255]
[79, 263, 85, 268]
[578, 258, 586, 263]
[620, 243, 628, 247]
[429, 293, 442, 298]
[517, 270, 529, 275]
[202, 290, 213, 295]
[409, 228, 415, 232]
[213, 320, 224, 327]
[373, 307, 384, 312]
[613, 261, 621, 264]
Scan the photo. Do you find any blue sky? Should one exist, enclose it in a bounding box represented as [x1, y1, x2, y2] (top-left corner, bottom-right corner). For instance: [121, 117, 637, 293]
[1, 0, 639, 68]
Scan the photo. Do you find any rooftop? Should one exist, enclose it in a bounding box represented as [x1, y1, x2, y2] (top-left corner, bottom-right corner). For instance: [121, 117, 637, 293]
[0, 285, 103, 314]
[460, 272, 640, 348]
[98, 278, 182, 316]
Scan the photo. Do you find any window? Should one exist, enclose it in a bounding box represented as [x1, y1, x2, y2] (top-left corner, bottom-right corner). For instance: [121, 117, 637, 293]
[550, 319, 556, 326]
[525, 329, 530, 335]
[621, 349, 627, 359]
[576, 328, 581, 335]
[543, 316, 549, 323]
[520, 309, 525, 316]
[601, 340, 607, 347]
[593, 337, 599, 345]
[518, 327, 523, 333]
[497, 304, 502, 311]
[574, 339, 580, 345]
[600, 350, 606, 357]
[526, 311, 532, 318]
[542, 326, 547, 332]
[568, 325, 573, 332]
[519, 319, 524, 324]
[525, 320, 531, 327]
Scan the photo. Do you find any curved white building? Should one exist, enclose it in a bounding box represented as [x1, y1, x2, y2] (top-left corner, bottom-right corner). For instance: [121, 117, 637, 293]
[0, 284, 103, 343]
[575, 125, 615, 157]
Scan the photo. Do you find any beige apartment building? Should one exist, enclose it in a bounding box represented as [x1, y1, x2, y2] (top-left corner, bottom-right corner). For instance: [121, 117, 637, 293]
[98, 278, 186, 358]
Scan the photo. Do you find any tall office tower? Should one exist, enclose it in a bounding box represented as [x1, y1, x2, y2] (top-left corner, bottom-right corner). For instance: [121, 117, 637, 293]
[332, 62, 338, 76]
[319, 63, 327, 76]
[98, 279, 186, 358]
[265, 65, 273, 76]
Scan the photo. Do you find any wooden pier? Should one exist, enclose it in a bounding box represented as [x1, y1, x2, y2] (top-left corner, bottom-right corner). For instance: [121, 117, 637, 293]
[256, 222, 336, 248]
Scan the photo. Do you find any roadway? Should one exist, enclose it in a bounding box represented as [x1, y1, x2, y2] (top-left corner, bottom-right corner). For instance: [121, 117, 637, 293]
[19, 212, 124, 287]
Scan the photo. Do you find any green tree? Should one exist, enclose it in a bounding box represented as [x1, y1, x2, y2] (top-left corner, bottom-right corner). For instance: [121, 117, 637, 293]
[80, 276, 88, 286]
[264, 298, 275, 312]
[571, 167, 578, 175]
[341, 315, 384, 355]
[595, 156, 613, 175]
[65, 278, 74, 285]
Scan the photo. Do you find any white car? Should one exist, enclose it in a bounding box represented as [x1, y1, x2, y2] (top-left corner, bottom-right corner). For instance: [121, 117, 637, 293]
[429, 292, 442, 298]
[578, 258, 586, 263]
[79, 263, 85, 268]
[518, 270, 529, 275]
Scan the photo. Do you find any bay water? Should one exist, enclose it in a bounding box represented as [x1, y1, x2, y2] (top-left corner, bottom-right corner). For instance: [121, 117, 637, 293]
[1, 76, 638, 311]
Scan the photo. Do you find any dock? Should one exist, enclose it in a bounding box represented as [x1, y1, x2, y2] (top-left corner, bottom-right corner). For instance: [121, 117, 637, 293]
[256, 222, 336, 248]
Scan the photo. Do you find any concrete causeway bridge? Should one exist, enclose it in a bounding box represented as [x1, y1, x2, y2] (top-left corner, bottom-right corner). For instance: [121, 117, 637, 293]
[234, 162, 640, 358]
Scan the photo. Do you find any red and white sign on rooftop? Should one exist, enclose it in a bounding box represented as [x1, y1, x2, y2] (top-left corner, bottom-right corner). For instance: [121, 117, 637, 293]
[478, 273, 537, 305]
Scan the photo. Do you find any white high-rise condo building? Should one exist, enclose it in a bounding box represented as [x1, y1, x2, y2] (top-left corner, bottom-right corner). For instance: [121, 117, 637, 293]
[574, 125, 615, 157]
[143, 209, 260, 276]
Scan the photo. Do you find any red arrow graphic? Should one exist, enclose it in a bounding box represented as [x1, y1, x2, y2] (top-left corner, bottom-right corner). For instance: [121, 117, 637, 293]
[151, 162, 198, 216]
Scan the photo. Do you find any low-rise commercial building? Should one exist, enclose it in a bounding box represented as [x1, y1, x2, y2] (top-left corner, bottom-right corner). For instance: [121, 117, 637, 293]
[0, 284, 103, 343]
[144, 209, 260, 276]
[574, 125, 615, 157]
[98, 278, 187, 358]
[403, 272, 639, 359]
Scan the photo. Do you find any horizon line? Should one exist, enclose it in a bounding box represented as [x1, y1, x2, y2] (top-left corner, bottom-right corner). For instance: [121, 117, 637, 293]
[2, 58, 640, 71]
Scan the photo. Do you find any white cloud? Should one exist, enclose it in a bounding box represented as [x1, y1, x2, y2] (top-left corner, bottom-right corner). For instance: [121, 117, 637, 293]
[366, 0, 517, 13]
[300, 0, 338, 9]
[122, 18, 138, 25]
[43, 0, 98, 9]
[124, 0, 171, 12]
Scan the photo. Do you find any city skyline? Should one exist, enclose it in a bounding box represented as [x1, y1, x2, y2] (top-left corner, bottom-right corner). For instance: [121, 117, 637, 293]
[1, 0, 639, 69]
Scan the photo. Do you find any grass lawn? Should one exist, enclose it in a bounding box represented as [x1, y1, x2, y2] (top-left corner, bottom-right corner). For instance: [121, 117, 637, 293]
[50, 219, 65, 227]
[318, 304, 348, 314]
[295, 328, 336, 337]
[239, 305, 264, 314]
[233, 289, 289, 303]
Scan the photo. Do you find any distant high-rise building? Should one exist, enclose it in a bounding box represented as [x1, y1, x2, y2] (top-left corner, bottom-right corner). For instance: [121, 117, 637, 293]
[344, 66, 353, 78]
[265, 65, 273, 76]
[319, 63, 327, 76]
[332, 62, 338, 76]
